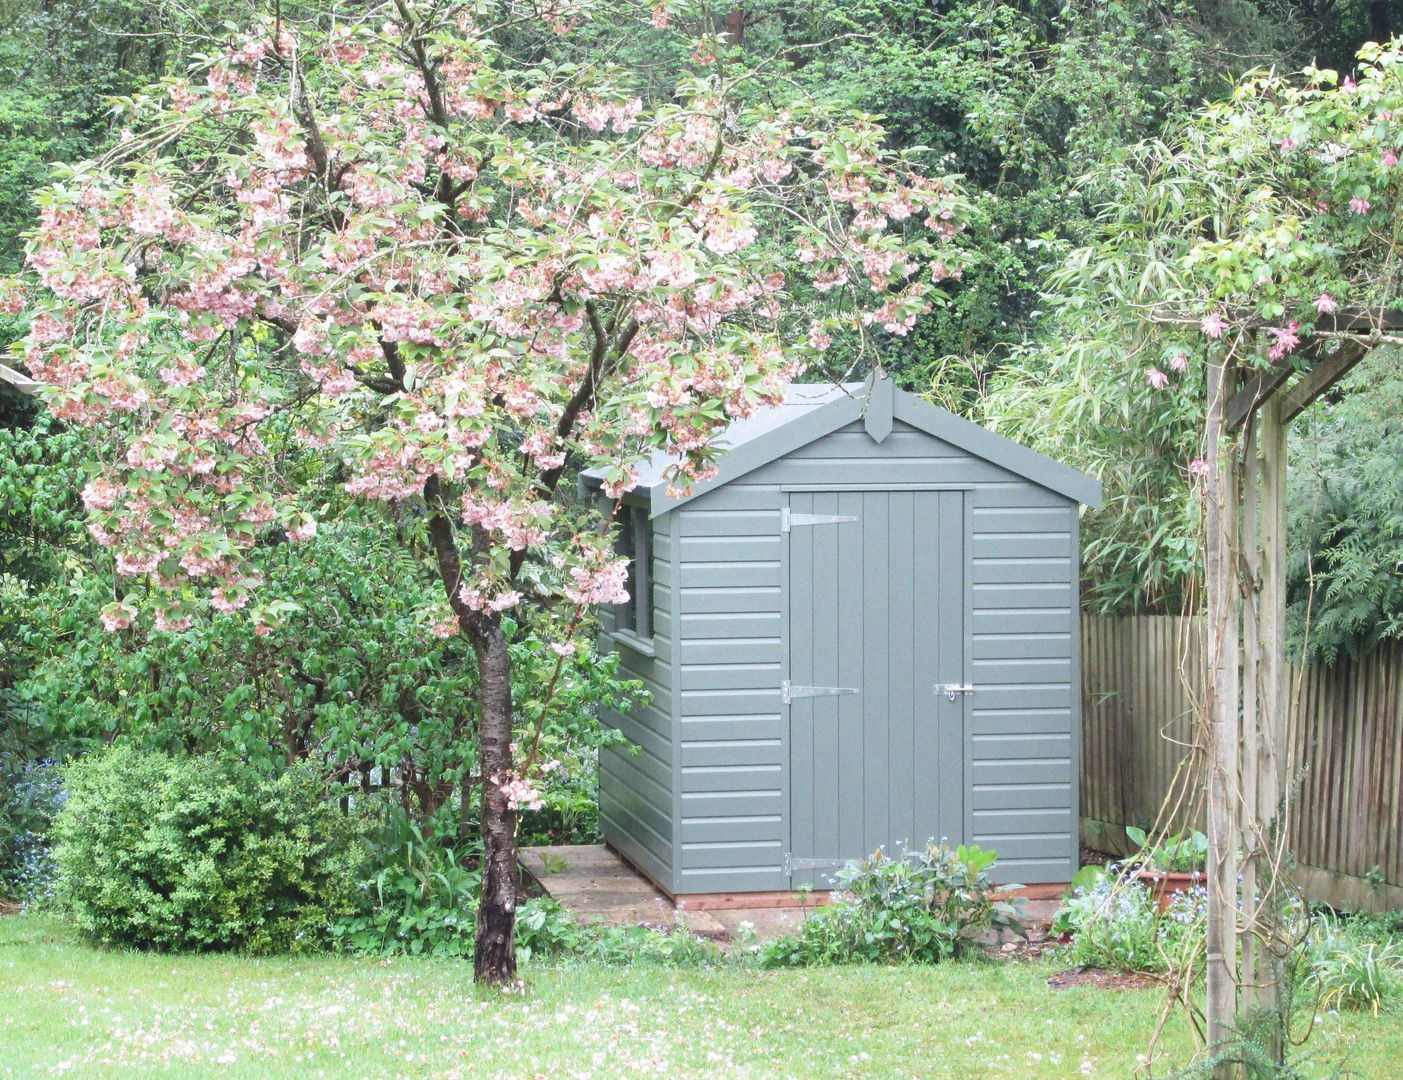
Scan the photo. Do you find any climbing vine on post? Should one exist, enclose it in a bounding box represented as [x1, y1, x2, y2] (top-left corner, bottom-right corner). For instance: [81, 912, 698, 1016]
[1047, 39, 1403, 1073]
[3, 2, 967, 983]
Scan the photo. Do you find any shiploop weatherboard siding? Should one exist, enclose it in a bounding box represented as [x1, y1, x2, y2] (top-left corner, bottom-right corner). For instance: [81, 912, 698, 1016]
[581, 375, 1101, 899]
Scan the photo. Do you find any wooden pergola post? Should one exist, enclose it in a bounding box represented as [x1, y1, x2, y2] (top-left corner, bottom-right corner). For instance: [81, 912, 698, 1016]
[1203, 330, 1374, 1076]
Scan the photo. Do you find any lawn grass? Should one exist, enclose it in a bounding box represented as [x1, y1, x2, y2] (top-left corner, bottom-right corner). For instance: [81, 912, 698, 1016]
[1, 915, 1397, 1078]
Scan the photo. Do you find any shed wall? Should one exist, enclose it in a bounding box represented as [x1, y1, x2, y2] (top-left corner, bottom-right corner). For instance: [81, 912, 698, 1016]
[599, 509, 678, 891]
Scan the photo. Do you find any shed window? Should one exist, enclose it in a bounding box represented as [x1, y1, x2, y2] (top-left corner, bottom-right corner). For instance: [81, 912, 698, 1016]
[614, 504, 653, 641]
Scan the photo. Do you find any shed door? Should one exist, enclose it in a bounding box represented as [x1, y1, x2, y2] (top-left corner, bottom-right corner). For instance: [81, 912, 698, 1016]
[785, 490, 967, 887]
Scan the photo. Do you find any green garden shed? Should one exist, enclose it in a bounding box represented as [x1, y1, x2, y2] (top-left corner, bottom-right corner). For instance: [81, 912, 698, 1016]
[582, 373, 1101, 901]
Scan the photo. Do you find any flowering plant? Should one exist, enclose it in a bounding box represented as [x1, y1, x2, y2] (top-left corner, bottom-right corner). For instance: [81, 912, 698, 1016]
[6, 2, 966, 981]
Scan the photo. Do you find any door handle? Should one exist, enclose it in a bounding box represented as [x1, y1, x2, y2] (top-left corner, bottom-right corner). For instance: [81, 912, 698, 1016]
[938, 683, 974, 701]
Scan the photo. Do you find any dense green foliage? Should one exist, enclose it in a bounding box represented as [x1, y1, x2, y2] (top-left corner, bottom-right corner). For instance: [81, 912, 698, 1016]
[53, 745, 369, 953]
[760, 843, 1022, 966]
[1057, 872, 1206, 975]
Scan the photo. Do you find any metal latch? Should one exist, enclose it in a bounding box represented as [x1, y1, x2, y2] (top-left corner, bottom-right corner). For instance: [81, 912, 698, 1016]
[782, 680, 859, 705]
[781, 507, 859, 532]
[784, 854, 847, 874]
[939, 683, 975, 701]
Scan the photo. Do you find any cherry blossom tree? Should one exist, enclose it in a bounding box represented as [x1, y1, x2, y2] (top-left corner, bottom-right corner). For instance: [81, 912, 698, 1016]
[5, 1, 967, 982]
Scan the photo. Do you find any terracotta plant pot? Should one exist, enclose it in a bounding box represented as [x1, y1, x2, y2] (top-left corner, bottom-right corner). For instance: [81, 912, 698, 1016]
[1134, 869, 1204, 913]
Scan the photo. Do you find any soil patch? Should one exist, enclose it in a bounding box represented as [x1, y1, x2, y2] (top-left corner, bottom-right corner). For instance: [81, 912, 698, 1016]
[0, 899, 20, 917]
[1048, 965, 1161, 991]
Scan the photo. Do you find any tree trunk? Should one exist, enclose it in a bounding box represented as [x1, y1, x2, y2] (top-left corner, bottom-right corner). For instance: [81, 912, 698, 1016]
[471, 618, 519, 985]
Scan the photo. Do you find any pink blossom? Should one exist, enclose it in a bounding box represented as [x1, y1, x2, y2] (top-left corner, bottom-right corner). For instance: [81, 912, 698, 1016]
[1350, 196, 1371, 215]
[1145, 368, 1170, 390]
[1268, 321, 1301, 361]
[1384, 150, 1399, 169]
[431, 617, 460, 639]
[497, 774, 543, 812]
[1188, 458, 1212, 477]
[1168, 353, 1189, 374]
[1278, 137, 1296, 152]
[1342, 76, 1357, 92]
[549, 641, 577, 659]
[1315, 292, 1337, 315]
[1200, 312, 1228, 339]
[99, 603, 137, 632]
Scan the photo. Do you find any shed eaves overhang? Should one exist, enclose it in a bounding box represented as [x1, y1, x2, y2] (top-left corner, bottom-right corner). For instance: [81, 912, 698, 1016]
[581, 373, 1103, 515]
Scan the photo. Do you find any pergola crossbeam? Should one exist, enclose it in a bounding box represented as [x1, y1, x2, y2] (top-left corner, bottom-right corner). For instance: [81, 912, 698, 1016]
[1, 363, 41, 397]
[1280, 342, 1368, 424]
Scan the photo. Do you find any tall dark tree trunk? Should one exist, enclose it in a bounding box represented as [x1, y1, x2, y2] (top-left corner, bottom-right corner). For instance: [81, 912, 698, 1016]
[470, 618, 519, 985]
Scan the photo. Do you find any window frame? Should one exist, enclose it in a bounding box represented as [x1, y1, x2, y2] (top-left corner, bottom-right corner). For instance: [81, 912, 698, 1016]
[611, 501, 654, 653]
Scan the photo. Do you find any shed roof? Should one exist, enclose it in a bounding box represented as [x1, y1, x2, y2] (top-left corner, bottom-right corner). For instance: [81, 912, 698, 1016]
[582, 373, 1102, 515]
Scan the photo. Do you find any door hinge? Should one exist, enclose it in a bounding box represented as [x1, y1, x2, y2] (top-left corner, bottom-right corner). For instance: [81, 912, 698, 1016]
[781, 507, 859, 532]
[784, 854, 848, 874]
[782, 680, 860, 705]
[938, 683, 975, 701]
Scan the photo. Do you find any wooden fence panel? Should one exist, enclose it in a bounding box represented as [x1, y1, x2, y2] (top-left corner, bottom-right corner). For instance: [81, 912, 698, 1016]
[1080, 617, 1403, 910]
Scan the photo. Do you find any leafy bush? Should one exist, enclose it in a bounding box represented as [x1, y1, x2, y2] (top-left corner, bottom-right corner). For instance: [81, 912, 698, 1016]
[1057, 871, 1205, 974]
[760, 843, 1023, 967]
[53, 746, 368, 954]
[330, 813, 481, 958]
[1126, 826, 1209, 873]
[0, 756, 63, 904]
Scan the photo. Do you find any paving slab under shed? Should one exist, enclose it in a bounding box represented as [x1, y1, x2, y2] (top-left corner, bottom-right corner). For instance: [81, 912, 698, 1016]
[520, 844, 1058, 946]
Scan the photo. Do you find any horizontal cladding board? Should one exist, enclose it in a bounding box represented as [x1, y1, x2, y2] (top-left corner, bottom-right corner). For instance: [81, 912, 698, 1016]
[973, 534, 1073, 559]
[971, 759, 1073, 786]
[966, 835, 1074, 862]
[680, 686, 781, 714]
[742, 458, 1013, 488]
[600, 807, 672, 889]
[681, 737, 783, 769]
[972, 609, 1072, 635]
[601, 744, 672, 807]
[971, 733, 1072, 759]
[970, 709, 1073, 735]
[680, 638, 783, 666]
[650, 608, 673, 643]
[972, 807, 1075, 832]
[970, 782, 1073, 811]
[972, 557, 1074, 585]
[605, 700, 673, 741]
[676, 866, 789, 892]
[607, 706, 673, 756]
[973, 582, 1074, 609]
[680, 612, 782, 641]
[972, 506, 1074, 531]
[599, 777, 672, 850]
[677, 509, 781, 536]
[678, 535, 781, 562]
[972, 632, 1072, 660]
[680, 789, 783, 818]
[680, 662, 782, 691]
[682, 485, 785, 511]
[651, 559, 673, 588]
[681, 839, 786, 870]
[680, 762, 782, 793]
[973, 685, 1073, 710]
[785, 430, 967, 460]
[678, 585, 782, 615]
[989, 857, 1072, 884]
[679, 814, 783, 845]
[679, 714, 784, 741]
[680, 561, 782, 589]
[972, 483, 1076, 509]
[973, 658, 1073, 683]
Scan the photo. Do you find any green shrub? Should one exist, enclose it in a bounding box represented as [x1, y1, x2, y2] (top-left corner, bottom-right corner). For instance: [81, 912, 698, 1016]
[760, 843, 1023, 967]
[1057, 871, 1205, 974]
[330, 814, 481, 958]
[0, 756, 63, 905]
[53, 746, 368, 954]
[1306, 912, 1403, 1015]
